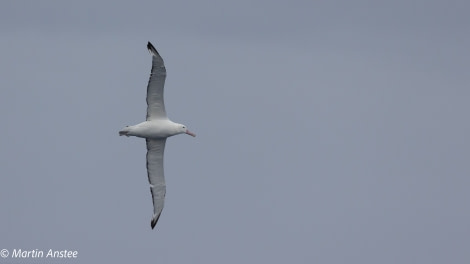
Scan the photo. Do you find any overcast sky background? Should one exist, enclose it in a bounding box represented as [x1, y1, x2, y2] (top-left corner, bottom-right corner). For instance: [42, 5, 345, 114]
[1, 0, 469, 263]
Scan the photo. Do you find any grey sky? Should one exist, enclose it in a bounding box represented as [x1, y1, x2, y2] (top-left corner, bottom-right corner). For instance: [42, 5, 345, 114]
[1, 0, 469, 263]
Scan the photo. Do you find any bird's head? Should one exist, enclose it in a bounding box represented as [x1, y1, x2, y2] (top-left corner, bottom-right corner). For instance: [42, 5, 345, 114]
[177, 124, 196, 137]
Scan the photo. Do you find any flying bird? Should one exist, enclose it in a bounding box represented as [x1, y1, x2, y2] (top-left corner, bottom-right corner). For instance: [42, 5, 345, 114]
[119, 42, 196, 229]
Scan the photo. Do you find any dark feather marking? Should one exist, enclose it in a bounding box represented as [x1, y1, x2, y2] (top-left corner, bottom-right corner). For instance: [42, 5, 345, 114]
[147, 42, 160, 56]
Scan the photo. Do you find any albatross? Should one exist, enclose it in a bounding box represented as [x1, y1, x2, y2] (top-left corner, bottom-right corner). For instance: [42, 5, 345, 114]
[119, 42, 196, 229]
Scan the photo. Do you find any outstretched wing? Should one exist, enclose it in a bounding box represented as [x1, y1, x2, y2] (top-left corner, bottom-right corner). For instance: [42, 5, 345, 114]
[146, 138, 167, 229]
[146, 42, 167, 121]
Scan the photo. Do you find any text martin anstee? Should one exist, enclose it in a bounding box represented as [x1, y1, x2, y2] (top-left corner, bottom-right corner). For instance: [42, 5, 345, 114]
[11, 249, 78, 258]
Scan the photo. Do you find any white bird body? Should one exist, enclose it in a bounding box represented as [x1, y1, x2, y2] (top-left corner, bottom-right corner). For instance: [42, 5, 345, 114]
[120, 120, 193, 139]
[119, 42, 195, 229]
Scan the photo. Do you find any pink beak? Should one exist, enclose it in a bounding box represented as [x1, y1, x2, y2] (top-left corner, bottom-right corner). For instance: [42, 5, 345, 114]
[186, 130, 196, 137]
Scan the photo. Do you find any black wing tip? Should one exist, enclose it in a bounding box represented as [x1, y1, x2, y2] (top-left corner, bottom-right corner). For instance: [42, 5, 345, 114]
[150, 213, 161, 229]
[147, 41, 160, 56]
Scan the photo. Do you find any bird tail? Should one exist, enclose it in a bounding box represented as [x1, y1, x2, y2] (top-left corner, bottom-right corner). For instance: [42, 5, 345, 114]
[119, 126, 131, 137]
